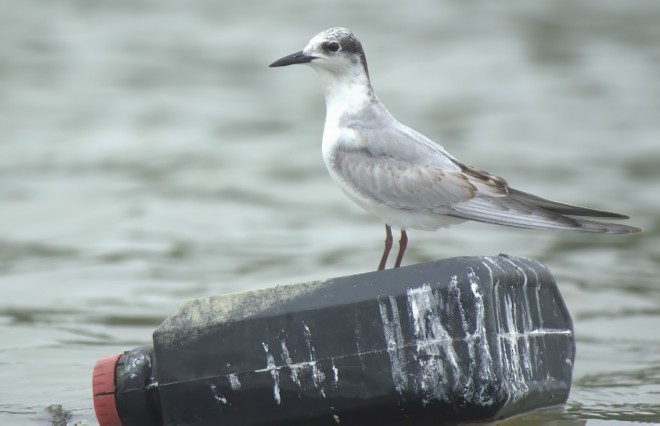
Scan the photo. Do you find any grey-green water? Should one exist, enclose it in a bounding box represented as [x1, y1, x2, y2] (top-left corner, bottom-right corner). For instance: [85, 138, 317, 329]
[1, 1, 659, 424]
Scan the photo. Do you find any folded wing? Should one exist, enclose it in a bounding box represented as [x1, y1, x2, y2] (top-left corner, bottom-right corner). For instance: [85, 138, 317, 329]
[332, 126, 641, 234]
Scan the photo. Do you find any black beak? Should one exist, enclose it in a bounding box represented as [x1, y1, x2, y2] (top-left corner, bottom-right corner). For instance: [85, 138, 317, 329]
[269, 51, 316, 67]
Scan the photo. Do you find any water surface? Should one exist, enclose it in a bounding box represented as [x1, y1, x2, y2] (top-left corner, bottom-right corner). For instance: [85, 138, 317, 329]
[1, 1, 659, 424]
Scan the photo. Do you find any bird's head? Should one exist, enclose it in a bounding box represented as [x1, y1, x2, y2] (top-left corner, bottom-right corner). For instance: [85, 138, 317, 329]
[270, 27, 370, 80]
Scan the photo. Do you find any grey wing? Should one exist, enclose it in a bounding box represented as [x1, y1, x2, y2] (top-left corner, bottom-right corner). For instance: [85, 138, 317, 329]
[332, 125, 483, 213]
[333, 125, 641, 234]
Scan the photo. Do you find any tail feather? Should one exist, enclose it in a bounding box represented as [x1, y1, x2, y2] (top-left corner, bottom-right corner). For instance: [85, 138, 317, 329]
[508, 188, 629, 219]
[564, 217, 642, 234]
[451, 190, 642, 234]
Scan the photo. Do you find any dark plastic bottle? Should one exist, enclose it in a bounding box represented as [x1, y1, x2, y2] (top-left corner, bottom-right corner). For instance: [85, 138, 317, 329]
[93, 255, 575, 425]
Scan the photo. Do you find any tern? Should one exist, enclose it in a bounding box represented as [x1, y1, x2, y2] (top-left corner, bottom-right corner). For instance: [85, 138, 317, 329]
[270, 27, 641, 270]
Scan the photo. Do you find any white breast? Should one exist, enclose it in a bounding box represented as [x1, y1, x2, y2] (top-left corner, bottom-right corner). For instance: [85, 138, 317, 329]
[321, 116, 464, 231]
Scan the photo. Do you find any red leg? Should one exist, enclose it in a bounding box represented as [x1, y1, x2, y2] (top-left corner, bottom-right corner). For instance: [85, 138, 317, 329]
[394, 230, 408, 268]
[378, 225, 393, 271]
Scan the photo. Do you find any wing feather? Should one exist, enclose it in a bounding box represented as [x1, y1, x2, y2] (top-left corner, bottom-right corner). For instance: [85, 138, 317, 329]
[330, 123, 641, 234]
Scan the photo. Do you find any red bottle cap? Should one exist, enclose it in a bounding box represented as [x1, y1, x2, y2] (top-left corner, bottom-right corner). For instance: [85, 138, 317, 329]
[92, 354, 122, 426]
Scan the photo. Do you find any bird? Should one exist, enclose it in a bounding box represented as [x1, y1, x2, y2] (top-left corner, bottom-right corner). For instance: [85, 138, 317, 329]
[269, 27, 642, 271]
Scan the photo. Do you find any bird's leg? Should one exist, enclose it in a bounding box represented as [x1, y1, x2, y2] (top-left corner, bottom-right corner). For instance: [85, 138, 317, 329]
[378, 225, 393, 271]
[394, 230, 408, 268]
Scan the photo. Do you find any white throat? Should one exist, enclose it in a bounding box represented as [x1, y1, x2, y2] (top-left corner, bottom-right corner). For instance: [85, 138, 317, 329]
[312, 65, 375, 118]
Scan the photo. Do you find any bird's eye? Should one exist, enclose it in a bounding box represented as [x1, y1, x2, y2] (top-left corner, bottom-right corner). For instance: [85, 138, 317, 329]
[326, 42, 340, 52]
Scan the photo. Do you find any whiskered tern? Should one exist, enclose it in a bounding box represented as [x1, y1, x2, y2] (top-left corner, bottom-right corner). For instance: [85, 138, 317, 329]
[270, 27, 641, 270]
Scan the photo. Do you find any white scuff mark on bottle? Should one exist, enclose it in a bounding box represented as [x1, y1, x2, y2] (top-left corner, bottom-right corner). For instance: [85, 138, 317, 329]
[482, 257, 574, 404]
[499, 328, 572, 337]
[332, 359, 339, 386]
[302, 322, 326, 396]
[260, 342, 281, 405]
[228, 373, 241, 391]
[470, 264, 495, 406]
[280, 335, 301, 387]
[209, 383, 227, 404]
[407, 283, 459, 401]
[448, 276, 470, 339]
[483, 258, 507, 390]
[126, 353, 151, 379]
[499, 292, 529, 403]
[532, 270, 544, 329]
[303, 322, 316, 359]
[500, 258, 536, 380]
[378, 295, 408, 393]
[520, 261, 544, 379]
[449, 274, 477, 402]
